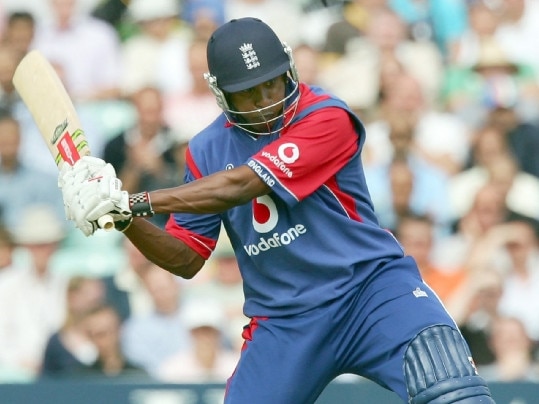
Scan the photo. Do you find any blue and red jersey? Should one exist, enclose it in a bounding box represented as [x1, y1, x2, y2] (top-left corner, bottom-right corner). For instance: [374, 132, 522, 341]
[166, 83, 405, 317]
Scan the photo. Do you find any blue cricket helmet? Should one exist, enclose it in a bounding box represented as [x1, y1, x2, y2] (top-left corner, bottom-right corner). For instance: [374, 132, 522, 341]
[206, 17, 292, 93]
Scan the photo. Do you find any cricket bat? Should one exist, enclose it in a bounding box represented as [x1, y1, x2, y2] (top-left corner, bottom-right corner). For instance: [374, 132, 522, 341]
[12, 50, 114, 231]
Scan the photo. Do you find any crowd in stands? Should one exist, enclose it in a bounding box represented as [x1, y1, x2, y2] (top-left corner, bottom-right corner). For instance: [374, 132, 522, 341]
[1, 0, 539, 387]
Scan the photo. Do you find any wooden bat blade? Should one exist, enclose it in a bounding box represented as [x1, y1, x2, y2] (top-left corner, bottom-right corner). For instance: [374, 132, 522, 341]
[12, 50, 114, 231]
[12, 50, 90, 168]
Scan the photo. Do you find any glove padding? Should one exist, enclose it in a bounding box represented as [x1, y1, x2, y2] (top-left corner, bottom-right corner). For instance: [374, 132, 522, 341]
[58, 156, 109, 190]
[59, 156, 132, 236]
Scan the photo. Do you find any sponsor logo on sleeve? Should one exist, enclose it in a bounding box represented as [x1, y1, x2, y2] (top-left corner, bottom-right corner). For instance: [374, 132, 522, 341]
[259, 142, 299, 178]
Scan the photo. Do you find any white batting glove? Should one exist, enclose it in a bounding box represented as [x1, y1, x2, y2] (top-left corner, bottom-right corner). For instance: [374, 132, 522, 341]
[59, 157, 132, 236]
[59, 156, 112, 220]
[70, 175, 131, 236]
[58, 156, 108, 189]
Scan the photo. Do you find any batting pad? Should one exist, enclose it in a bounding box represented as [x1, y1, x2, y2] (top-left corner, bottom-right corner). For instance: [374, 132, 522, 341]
[404, 325, 495, 404]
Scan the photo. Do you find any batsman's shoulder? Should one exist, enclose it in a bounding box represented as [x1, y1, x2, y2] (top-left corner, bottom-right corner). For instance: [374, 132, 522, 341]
[181, 117, 228, 179]
[188, 115, 231, 154]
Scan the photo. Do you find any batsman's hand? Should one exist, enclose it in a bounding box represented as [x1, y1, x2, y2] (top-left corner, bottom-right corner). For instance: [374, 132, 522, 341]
[59, 156, 132, 236]
[58, 156, 107, 192]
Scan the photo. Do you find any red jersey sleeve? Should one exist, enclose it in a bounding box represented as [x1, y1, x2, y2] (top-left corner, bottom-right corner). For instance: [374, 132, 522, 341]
[251, 106, 359, 201]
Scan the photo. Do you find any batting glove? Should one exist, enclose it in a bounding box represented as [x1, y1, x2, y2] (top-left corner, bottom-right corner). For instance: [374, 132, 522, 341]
[59, 157, 132, 236]
[58, 156, 109, 189]
[72, 175, 132, 236]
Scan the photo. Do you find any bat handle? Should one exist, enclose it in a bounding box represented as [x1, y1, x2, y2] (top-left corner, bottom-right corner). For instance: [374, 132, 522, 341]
[97, 214, 115, 231]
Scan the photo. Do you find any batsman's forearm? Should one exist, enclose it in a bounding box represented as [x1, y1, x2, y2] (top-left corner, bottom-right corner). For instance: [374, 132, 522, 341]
[123, 218, 205, 279]
[123, 166, 268, 278]
[149, 165, 270, 215]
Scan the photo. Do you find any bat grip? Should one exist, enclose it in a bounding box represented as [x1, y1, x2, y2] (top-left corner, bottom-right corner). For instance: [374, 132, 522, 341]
[97, 214, 115, 231]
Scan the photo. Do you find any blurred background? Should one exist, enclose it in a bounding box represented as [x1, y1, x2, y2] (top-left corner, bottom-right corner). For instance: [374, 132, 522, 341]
[0, 0, 539, 402]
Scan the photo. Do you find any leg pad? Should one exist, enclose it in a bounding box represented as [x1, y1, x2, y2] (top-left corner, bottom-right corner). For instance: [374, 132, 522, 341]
[404, 325, 495, 404]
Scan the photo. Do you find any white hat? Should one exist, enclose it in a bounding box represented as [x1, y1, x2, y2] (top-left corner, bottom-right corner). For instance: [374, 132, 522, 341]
[13, 205, 66, 245]
[182, 299, 225, 331]
[473, 39, 517, 71]
[128, 0, 180, 22]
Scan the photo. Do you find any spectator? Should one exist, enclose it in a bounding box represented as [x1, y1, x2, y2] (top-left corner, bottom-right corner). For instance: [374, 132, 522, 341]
[163, 38, 222, 143]
[0, 115, 64, 230]
[486, 105, 539, 180]
[494, 0, 539, 70]
[0, 3, 5, 38]
[0, 205, 68, 381]
[181, 0, 225, 41]
[432, 183, 516, 270]
[320, 7, 444, 115]
[1, 0, 67, 25]
[478, 316, 539, 382]
[157, 299, 239, 383]
[103, 238, 155, 322]
[121, 265, 191, 377]
[453, 268, 504, 366]
[184, 231, 247, 351]
[103, 86, 179, 228]
[364, 117, 454, 236]
[170, 138, 189, 187]
[121, 0, 191, 97]
[494, 220, 539, 342]
[83, 304, 147, 379]
[40, 276, 106, 378]
[449, 125, 539, 221]
[388, 0, 469, 60]
[0, 45, 21, 114]
[32, 0, 122, 102]
[367, 156, 453, 236]
[225, 0, 305, 47]
[91, 0, 128, 27]
[2, 11, 35, 57]
[323, 0, 389, 55]
[441, 38, 539, 127]
[363, 73, 471, 175]
[450, 0, 500, 67]
[292, 43, 324, 86]
[384, 159, 414, 230]
[395, 214, 467, 306]
[456, 215, 539, 278]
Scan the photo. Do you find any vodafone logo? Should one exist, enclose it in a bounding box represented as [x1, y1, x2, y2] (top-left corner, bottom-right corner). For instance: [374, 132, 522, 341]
[252, 195, 278, 233]
[259, 142, 299, 179]
[277, 143, 299, 164]
[244, 194, 308, 256]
